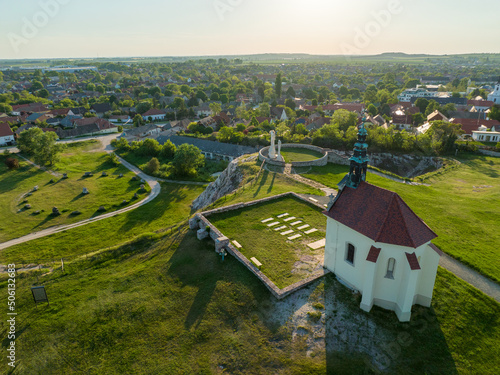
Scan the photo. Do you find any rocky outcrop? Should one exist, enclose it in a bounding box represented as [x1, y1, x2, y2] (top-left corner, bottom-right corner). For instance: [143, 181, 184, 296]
[191, 159, 244, 212]
[328, 150, 443, 178]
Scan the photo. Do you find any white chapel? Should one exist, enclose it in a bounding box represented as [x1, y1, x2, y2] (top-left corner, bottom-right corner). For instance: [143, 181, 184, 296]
[487, 78, 500, 104]
[323, 122, 442, 322]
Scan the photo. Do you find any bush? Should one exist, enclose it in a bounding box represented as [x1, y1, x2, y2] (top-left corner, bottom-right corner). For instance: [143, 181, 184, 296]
[108, 153, 120, 166]
[145, 157, 160, 175]
[4, 157, 19, 170]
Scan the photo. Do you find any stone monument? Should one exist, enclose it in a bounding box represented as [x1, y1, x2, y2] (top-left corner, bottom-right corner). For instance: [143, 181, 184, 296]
[269, 130, 277, 159]
[82, 187, 89, 195]
[277, 140, 282, 161]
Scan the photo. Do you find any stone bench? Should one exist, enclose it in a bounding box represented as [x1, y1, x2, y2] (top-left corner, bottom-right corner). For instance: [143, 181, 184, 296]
[251, 257, 262, 269]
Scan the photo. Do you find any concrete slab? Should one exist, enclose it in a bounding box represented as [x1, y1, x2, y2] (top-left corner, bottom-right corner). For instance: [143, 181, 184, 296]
[261, 218, 274, 223]
[281, 230, 294, 236]
[277, 213, 289, 218]
[298, 224, 310, 230]
[283, 216, 296, 222]
[288, 234, 302, 240]
[304, 228, 318, 234]
[274, 225, 287, 231]
[307, 238, 326, 250]
[232, 240, 242, 249]
[290, 221, 303, 226]
[267, 221, 280, 227]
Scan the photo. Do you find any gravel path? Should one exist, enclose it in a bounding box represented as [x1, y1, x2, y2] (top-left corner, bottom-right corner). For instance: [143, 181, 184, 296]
[439, 253, 500, 302]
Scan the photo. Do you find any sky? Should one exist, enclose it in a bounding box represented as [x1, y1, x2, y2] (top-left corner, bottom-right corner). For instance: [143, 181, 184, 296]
[0, 0, 499, 59]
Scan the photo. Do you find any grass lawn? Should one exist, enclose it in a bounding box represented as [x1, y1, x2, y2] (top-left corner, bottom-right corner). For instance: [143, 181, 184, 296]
[2, 230, 498, 374]
[0, 145, 150, 243]
[0, 182, 204, 263]
[208, 196, 326, 289]
[280, 147, 324, 163]
[0, 160, 321, 264]
[303, 156, 500, 283]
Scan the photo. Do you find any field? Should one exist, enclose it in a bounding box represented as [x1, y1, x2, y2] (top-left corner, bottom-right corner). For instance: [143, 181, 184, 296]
[0, 142, 150, 243]
[208, 196, 326, 288]
[280, 147, 324, 163]
[1, 156, 499, 374]
[0, 161, 321, 264]
[1, 229, 498, 374]
[303, 155, 500, 283]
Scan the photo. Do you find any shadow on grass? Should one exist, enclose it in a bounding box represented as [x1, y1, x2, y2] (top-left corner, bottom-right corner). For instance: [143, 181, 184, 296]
[253, 170, 269, 197]
[166, 232, 269, 330]
[71, 193, 86, 202]
[267, 172, 276, 194]
[32, 213, 59, 229]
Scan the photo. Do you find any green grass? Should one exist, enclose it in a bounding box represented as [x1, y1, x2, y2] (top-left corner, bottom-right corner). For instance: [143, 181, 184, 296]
[0, 182, 204, 263]
[280, 147, 324, 163]
[0, 147, 150, 243]
[304, 156, 500, 283]
[208, 196, 326, 288]
[2, 231, 498, 374]
[0, 160, 320, 264]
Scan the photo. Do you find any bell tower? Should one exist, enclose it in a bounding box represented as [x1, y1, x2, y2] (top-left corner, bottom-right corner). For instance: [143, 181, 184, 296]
[345, 120, 369, 189]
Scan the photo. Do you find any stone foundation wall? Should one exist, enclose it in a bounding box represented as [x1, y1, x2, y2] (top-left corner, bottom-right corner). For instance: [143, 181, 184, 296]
[259, 144, 328, 167]
[189, 192, 329, 299]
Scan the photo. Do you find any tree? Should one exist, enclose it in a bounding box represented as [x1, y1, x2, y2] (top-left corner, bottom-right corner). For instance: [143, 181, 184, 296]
[412, 113, 426, 126]
[209, 102, 222, 116]
[145, 157, 160, 175]
[367, 104, 377, 117]
[330, 109, 358, 131]
[37, 89, 50, 98]
[4, 157, 19, 170]
[0, 103, 12, 113]
[30, 80, 44, 92]
[275, 72, 282, 98]
[160, 140, 176, 158]
[210, 92, 220, 101]
[425, 100, 440, 117]
[489, 105, 500, 122]
[286, 86, 295, 98]
[138, 138, 161, 157]
[133, 114, 144, 127]
[415, 98, 430, 113]
[136, 101, 152, 114]
[285, 98, 296, 110]
[172, 144, 204, 176]
[18, 127, 65, 166]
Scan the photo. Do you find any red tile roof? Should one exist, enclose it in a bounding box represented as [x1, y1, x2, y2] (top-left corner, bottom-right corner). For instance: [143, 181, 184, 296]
[405, 252, 421, 270]
[143, 108, 165, 117]
[450, 118, 500, 135]
[392, 114, 413, 125]
[324, 182, 437, 248]
[366, 246, 381, 263]
[0, 123, 14, 137]
[467, 100, 495, 108]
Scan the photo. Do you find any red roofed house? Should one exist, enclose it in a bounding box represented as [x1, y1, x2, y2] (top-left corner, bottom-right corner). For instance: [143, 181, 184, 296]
[0, 123, 16, 146]
[450, 118, 500, 138]
[142, 109, 166, 121]
[323, 122, 441, 321]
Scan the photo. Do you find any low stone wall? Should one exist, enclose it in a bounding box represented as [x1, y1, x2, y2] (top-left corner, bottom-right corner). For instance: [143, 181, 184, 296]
[259, 144, 328, 167]
[478, 149, 500, 157]
[189, 192, 329, 299]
